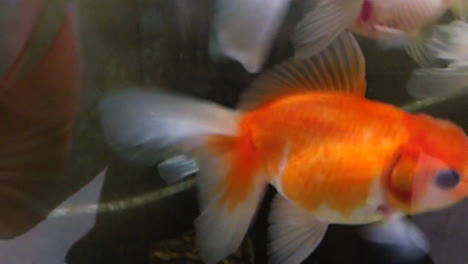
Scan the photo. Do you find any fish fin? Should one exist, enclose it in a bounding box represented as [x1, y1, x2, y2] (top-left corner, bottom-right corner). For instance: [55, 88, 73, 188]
[378, 36, 411, 51]
[452, 0, 468, 20]
[428, 21, 468, 65]
[99, 90, 239, 167]
[406, 21, 468, 67]
[407, 66, 468, 98]
[292, 0, 362, 58]
[195, 131, 268, 263]
[100, 90, 267, 263]
[195, 159, 266, 263]
[268, 195, 328, 264]
[405, 31, 439, 67]
[362, 215, 429, 261]
[238, 31, 366, 110]
[372, 24, 412, 50]
[209, 0, 292, 73]
[157, 155, 198, 184]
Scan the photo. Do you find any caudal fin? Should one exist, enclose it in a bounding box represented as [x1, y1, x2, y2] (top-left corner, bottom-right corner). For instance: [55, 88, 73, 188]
[100, 90, 268, 263]
[99, 90, 239, 165]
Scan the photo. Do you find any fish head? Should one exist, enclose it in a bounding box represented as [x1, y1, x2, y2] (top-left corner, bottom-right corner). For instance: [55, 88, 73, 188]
[386, 114, 468, 214]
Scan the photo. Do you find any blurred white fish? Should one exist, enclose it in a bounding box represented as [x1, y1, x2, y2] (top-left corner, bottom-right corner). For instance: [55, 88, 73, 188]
[293, 0, 466, 57]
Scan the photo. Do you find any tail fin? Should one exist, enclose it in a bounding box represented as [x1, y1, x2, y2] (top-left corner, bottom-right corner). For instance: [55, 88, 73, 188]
[100, 90, 267, 263]
[99, 90, 239, 166]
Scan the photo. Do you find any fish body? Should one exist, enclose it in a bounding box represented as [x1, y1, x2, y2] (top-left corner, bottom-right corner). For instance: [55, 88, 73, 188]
[100, 32, 468, 264]
[241, 93, 405, 224]
[240, 92, 468, 222]
[350, 0, 453, 38]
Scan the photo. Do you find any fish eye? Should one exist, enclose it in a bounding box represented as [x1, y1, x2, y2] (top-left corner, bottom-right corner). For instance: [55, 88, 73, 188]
[435, 169, 460, 189]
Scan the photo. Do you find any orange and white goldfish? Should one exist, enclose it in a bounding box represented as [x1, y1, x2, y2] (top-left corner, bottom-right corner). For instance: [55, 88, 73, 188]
[100, 32, 468, 264]
[293, 0, 466, 57]
[0, 0, 81, 237]
[406, 5, 468, 98]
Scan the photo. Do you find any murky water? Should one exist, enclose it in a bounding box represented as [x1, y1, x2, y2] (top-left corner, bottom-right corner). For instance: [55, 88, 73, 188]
[1, 1, 468, 264]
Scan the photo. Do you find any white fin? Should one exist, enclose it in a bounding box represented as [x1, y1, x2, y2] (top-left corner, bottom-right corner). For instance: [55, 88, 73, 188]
[100, 89, 267, 264]
[428, 20, 468, 65]
[210, 0, 292, 73]
[99, 89, 239, 166]
[292, 0, 362, 58]
[407, 21, 468, 67]
[405, 30, 440, 67]
[157, 155, 198, 184]
[239, 31, 366, 110]
[407, 65, 468, 98]
[194, 134, 267, 263]
[196, 171, 266, 264]
[268, 195, 328, 264]
[378, 34, 411, 51]
[362, 214, 429, 261]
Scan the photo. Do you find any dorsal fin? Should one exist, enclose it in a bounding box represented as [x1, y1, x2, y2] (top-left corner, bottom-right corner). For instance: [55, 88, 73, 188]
[238, 31, 366, 110]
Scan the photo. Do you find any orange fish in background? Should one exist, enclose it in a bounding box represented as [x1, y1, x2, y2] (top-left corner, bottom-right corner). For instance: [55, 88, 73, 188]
[0, 0, 45, 77]
[100, 32, 468, 264]
[0, 1, 81, 238]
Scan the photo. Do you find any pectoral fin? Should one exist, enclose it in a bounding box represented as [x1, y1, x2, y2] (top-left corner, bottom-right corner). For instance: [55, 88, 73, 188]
[362, 214, 429, 262]
[268, 195, 328, 264]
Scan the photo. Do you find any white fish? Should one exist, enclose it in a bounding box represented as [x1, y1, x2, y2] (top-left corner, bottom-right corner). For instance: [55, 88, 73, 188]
[293, 0, 463, 57]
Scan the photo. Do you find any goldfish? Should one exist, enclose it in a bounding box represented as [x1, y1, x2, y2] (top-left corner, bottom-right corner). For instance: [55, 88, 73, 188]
[0, 0, 81, 237]
[293, 0, 467, 57]
[406, 6, 468, 98]
[100, 32, 468, 264]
